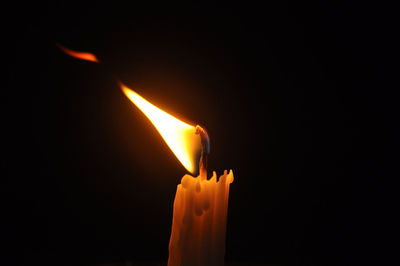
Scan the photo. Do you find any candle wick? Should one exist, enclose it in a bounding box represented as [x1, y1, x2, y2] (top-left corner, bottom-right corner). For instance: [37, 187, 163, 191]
[195, 125, 210, 179]
[199, 150, 208, 178]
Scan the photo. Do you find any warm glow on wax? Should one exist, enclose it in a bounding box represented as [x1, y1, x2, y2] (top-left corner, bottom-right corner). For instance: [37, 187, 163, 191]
[120, 84, 202, 174]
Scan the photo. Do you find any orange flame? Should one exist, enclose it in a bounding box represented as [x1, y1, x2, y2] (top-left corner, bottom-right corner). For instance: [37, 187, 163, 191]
[57, 44, 99, 63]
[120, 83, 202, 174]
[57, 43, 202, 174]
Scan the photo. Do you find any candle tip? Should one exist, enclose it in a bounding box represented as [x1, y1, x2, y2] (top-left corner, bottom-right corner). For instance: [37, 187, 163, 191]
[195, 125, 210, 155]
[196, 125, 210, 178]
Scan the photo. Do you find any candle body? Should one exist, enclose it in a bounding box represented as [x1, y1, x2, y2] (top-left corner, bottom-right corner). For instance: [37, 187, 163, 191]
[168, 168, 234, 266]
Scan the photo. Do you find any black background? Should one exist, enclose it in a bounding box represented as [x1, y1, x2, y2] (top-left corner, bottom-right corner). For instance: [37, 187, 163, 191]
[6, 1, 399, 265]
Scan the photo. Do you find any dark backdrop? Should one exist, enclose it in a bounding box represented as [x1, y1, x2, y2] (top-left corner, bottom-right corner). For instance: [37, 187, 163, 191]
[6, 1, 398, 265]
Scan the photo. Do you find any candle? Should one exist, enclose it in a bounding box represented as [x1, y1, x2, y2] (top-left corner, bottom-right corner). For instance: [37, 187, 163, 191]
[121, 85, 234, 266]
[58, 45, 234, 265]
[168, 167, 234, 266]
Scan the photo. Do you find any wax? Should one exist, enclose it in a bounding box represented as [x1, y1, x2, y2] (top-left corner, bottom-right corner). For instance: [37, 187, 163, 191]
[168, 167, 234, 266]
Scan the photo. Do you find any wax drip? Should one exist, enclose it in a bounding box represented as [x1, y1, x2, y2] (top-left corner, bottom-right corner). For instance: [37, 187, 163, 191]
[195, 125, 210, 179]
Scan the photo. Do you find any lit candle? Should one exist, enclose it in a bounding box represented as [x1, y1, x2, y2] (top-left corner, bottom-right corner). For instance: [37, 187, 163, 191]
[120, 85, 234, 266]
[58, 45, 234, 265]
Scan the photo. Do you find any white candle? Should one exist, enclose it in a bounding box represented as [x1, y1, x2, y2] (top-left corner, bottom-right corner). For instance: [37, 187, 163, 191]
[168, 167, 234, 266]
[121, 84, 234, 266]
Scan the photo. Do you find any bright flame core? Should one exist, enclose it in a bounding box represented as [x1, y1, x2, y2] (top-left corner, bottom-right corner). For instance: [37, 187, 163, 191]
[121, 84, 202, 174]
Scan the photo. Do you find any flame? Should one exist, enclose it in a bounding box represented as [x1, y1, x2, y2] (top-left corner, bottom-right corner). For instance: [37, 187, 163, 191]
[56, 44, 203, 174]
[121, 84, 202, 174]
[57, 44, 99, 63]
